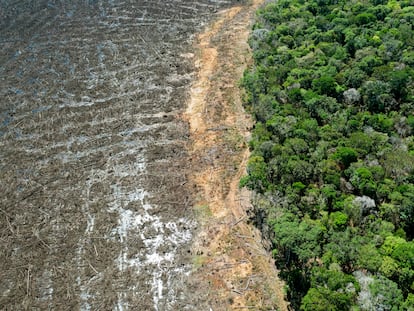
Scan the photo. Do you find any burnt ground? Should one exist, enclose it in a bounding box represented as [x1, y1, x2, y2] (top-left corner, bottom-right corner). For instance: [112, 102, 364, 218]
[0, 1, 243, 310]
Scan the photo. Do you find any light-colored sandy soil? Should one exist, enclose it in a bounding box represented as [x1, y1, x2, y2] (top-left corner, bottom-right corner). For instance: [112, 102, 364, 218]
[185, 1, 290, 310]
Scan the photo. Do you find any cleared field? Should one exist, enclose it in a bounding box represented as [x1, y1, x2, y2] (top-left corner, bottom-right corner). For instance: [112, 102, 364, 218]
[0, 1, 237, 310]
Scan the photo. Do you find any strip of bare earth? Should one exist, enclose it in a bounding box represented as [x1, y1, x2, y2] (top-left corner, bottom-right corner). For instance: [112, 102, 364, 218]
[185, 1, 289, 310]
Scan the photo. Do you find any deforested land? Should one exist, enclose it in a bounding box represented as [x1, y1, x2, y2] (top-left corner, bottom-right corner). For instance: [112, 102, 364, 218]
[0, 1, 244, 309]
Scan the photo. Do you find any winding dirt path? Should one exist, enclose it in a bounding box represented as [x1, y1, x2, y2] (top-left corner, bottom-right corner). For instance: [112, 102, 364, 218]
[185, 1, 289, 310]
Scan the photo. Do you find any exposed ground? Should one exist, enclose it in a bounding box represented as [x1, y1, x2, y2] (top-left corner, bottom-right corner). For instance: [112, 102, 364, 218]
[0, 0, 287, 310]
[0, 1, 236, 310]
[185, 1, 289, 310]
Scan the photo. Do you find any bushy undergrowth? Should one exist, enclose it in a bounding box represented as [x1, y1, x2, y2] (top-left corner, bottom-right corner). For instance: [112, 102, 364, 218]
[241, 0, 414, 309]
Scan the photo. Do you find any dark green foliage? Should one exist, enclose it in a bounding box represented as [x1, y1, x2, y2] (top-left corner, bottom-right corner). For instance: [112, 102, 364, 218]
[301, 267, 359, 310]
[312, 75, 337, 97]
[361, 80, 396, 112]
[242, 0, 414, 309]
[301, 287, 353, 311]
[241, 155, 269, 192]
[329, 211, 348, 230]
[333, 147, 358, 169]
[349, 166, 377, 196]
[355, 12, 377, 25]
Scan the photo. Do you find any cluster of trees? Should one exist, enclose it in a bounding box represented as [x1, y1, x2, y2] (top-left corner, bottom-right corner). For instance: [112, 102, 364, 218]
[240, 0, 414, 309]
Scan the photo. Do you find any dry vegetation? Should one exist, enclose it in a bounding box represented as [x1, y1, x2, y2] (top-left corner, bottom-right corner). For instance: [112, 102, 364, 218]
[185, 1, 289, 310]
[0, 1, 240, 310]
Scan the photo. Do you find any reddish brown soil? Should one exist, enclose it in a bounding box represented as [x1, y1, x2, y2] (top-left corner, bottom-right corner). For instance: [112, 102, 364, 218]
[185, 1, 289, 310]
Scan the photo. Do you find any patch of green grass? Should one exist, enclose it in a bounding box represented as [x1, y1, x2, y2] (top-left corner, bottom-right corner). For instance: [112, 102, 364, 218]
[194, 204, 212, 220]
[192, 255, 207, 270]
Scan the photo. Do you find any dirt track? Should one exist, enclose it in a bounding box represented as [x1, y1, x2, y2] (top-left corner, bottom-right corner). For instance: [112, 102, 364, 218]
[1, 0, 286, 310]
[185, 1, 289, 310]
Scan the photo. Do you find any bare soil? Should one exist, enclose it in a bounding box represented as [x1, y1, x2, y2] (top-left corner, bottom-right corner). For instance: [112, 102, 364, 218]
[0, 0, 287, 310]
[185, 1, 289, 310]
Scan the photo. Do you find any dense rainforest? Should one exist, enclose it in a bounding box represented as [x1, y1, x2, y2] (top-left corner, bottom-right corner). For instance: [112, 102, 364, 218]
[240, 0, 414, 309]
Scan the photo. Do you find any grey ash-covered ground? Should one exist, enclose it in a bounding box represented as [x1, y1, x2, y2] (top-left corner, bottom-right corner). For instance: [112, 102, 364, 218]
[0, 1, 239, 309]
